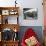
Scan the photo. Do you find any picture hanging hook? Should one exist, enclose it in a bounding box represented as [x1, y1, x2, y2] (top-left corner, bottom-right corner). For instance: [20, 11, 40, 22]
[15, 0, 17, 7]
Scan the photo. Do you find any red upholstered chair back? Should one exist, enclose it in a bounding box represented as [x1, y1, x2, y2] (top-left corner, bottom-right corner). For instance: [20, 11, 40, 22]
[21, 28, 41, 46]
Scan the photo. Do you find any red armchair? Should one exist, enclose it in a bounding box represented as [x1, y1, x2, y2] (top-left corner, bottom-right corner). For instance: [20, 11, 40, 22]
[21, 28, 41, 46]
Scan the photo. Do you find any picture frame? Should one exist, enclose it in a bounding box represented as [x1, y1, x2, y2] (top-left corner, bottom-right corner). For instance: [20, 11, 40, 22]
[23, 8, 38, 20]
[2, 10, 9, 15]
[9, 10, 18, 15]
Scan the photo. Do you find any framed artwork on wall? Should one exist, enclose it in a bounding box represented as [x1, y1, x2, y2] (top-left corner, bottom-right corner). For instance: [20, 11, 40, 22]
[2, 10, 9, 15]
[23, 8, 38, 20]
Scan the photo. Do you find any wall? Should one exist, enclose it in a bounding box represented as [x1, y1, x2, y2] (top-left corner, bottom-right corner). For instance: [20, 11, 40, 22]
[0, 0, 44, 26]
[17, 0, 44, 26]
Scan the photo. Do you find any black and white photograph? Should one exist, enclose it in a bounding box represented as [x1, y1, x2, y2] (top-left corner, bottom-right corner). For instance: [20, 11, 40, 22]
[23, 8, 38, 20]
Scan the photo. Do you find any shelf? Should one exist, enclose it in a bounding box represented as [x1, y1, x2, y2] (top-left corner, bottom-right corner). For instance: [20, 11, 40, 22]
[0, 6, 19, 10]
[2, 41, 19, 46]
[0, 7, 19, 24]
[2, 40, 19, 43]
[0, 24, 19, 32]
[1, 14, 18, 16]
[1, 15, 18, 24]
[0, 7, 19, 16]
[0, 7, 19, 46]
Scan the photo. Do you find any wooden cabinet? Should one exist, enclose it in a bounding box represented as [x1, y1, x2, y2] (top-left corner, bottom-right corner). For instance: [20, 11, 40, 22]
[0, 41, 19, 46]
[2, 41, 19, 46]
[0, 7, 19, 46]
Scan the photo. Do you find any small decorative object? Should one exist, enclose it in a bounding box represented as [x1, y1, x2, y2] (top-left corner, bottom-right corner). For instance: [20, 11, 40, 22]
[13, 29, 18, 40]
[23, 8, 38, 20]
[15, 0, 17, 7]
[2, 10, 9, 15]
[14, 32, 18, 40]
[10, 10, 15, 15]
[2, 28, 13, 41]
[9, 10, 18, 15]
[14, 29, 17, 32]
[5, 18, 8, 24]
[2, 16, 8, 24]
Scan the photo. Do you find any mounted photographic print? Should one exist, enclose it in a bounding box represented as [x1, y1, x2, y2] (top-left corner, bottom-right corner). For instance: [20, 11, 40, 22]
[23, 8, 38, 20]
[2, 10, 9, 15]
